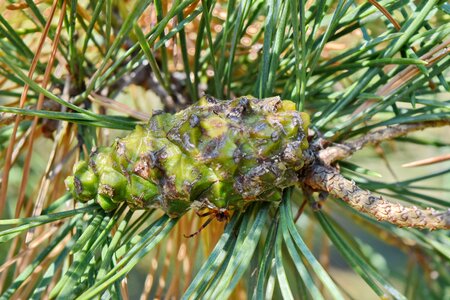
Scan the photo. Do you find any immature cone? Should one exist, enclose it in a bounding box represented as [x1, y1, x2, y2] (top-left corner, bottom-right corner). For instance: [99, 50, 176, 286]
[65, 96, 310, 216]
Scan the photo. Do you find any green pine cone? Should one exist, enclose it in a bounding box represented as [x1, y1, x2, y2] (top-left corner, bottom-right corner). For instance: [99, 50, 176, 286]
[65, 96, 310, 216]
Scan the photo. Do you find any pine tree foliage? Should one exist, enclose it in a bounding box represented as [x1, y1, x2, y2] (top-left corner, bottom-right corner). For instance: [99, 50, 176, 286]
[0, 0, 449, 299]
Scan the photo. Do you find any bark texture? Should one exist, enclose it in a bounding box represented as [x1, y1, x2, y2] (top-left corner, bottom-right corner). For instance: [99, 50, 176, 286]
[304, 164, 450, 230]
[318, 120, 450, 166]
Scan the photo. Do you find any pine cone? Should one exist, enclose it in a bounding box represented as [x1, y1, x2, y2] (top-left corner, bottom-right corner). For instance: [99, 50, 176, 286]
[65, 96, 310, 216]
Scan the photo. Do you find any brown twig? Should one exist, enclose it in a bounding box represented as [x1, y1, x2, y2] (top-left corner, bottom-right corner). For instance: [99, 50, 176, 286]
[88, 93, 150, 121]
[402, 153, 450, 168]
[318, 120, 450, 165]
[353, 38, 450, 116]
[304, 164, 450, 230]
[305, 119, 450, 230]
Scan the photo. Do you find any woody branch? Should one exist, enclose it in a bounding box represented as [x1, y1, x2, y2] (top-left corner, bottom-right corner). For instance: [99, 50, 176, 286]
[304, 165, 450, 229]
[304, 120, 450, 230]
[318, 119, 450, 166]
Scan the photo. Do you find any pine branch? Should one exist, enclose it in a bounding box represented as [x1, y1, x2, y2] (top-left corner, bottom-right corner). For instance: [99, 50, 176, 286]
[318, 120, 450, 165]
[304, 164, 450, 230]
[309, 120, 450, 230]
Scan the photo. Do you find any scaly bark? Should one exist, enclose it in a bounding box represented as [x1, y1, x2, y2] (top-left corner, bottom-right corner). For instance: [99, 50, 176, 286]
[304, 164, 450, 230]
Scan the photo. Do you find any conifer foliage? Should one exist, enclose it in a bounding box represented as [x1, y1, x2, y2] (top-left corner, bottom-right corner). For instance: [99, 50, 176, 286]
[0, 1, 449, 299]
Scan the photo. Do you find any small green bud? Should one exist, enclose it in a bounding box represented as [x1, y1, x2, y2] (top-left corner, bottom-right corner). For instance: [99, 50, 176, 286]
[98, 169, 128, 202]
[65, 161, 99, 201]
[75, 168, 99, 201]
[64, 175, 76, 198]
[127, 174, 159, 208]
[96, 194, 118, 211]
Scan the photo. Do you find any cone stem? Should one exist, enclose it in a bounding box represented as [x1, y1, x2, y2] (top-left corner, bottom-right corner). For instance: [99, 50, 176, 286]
[304, 164, 450, 230]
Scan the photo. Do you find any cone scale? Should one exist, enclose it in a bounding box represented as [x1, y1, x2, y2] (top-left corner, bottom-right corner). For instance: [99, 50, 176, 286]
[65, 96, 310, 216]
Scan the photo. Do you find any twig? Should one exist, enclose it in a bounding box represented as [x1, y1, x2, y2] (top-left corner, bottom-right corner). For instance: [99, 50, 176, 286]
[304, 164, 450, 230]
[309, 120, 450, 230]
[402, 153, 450, 168]
[318, 120, 450, 165]
[353, 38, 450, 116]
[88, 93, 150, 121]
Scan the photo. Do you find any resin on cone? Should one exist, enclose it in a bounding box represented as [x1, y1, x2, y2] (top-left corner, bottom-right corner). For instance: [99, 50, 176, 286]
[65, 96, 310, 216]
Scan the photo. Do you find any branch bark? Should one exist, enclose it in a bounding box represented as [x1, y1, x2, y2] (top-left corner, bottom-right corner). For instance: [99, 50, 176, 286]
[304, 164, 450, 230]
[306, 120, 450, 230]
[318, 120, 450, 165]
